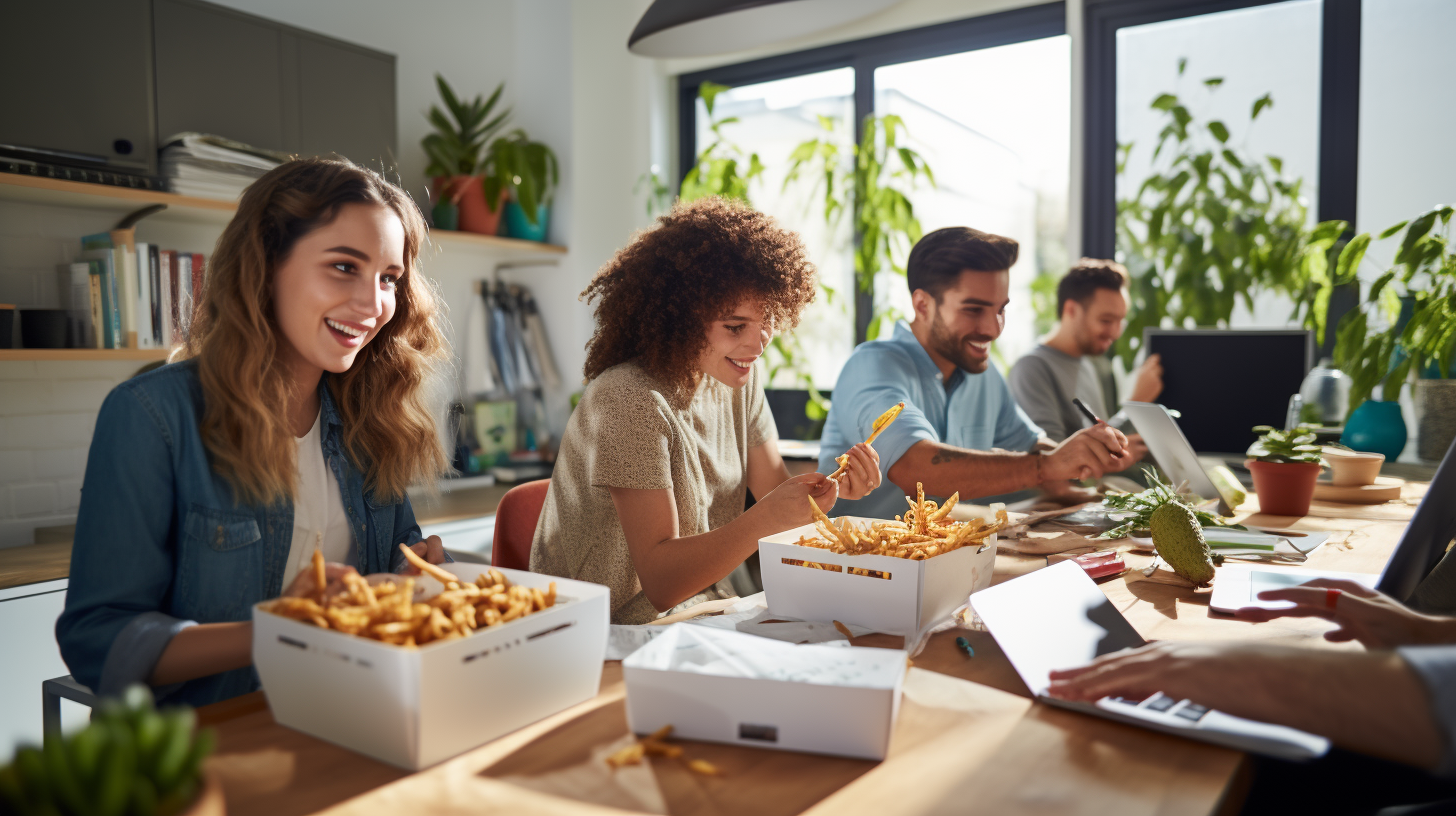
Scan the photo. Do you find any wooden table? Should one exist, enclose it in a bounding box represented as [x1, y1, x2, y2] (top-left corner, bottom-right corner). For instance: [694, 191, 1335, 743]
[196, 491, 1417, 816]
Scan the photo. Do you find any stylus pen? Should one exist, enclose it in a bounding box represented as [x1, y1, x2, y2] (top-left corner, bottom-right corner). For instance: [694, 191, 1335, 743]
[1072, 398, 1128, 455]
[1072, 397, 1103, 427]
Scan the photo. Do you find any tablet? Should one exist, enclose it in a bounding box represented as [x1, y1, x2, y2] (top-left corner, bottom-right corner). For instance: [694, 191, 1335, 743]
[1123, 401, 1230, 515]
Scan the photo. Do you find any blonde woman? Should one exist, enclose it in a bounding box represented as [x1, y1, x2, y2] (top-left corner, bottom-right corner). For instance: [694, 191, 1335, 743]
[58, 158, 450, 706]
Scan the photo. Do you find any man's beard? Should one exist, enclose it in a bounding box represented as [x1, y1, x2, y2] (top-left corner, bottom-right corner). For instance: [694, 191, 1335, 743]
[1075, 322, 1113, 356]
[927, 311, 992, 374]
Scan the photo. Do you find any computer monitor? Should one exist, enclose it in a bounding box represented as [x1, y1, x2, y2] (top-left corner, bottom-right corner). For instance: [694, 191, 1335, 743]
[1377, 435, 1456, 602]
[1143, 329, 1313, 454]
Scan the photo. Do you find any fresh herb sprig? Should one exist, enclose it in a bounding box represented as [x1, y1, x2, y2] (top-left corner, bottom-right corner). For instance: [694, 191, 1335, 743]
[1097, 468, 1245, 540]
[1246, 425, 1323, 464]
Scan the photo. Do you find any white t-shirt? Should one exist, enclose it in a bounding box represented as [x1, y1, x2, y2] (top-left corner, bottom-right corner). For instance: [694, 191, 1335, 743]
[280, 410, 354, 590]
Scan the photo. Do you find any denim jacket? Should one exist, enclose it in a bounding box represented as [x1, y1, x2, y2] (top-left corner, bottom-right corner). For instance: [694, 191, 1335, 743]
[56, 360, 428, 707]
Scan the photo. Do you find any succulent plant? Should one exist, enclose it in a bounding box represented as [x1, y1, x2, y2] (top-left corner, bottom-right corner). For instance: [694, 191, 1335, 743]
[0, 685, 215, 816]
[1247, 425, 1324, 464]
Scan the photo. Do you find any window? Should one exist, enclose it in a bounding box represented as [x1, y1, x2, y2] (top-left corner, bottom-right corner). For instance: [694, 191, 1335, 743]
[695, 69, 855, 389]
[1357, 0, 1456, 274]
[678, 4, 1067, 385]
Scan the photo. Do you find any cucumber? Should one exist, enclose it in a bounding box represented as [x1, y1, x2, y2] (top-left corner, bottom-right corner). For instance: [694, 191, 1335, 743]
[127, 775, 157, 816]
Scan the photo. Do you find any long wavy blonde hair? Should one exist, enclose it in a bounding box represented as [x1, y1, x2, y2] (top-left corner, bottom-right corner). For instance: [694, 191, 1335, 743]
[181, 158, 448, 506]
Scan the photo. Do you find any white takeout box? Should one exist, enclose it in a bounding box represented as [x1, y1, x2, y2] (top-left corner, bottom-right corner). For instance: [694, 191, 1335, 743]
[252, 564, 609, 770]
[759, 517, 997, 637]
[622, 623, 907, 760]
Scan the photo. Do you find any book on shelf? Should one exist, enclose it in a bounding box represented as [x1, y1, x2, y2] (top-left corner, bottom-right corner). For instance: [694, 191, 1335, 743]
[77, 248, 120, 349]
[76, 232, 206, 350]
[86, 263, 105, 349]
[61, 262, 92, 348]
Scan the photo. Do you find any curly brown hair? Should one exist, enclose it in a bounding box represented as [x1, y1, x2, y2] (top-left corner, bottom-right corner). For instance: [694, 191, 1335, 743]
[581, 197, 818, 402]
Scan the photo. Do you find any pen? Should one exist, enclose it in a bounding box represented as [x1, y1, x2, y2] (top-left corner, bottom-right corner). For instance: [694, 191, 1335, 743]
[1071, 397, 1101, 427]
[1072, 397, 1128, 456]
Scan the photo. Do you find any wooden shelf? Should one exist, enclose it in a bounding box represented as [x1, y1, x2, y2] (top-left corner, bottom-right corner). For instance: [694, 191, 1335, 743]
[0, 173, 569, 254]
[0, 348, 171, 361]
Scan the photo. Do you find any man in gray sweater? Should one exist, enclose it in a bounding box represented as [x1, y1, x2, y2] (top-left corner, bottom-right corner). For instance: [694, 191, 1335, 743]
[1009, 260, 1162, 452]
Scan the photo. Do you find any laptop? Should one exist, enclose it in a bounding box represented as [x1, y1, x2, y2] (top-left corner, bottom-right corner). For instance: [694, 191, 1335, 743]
[1123, 401, 1231, 514]
[971, 561, 1330, 760]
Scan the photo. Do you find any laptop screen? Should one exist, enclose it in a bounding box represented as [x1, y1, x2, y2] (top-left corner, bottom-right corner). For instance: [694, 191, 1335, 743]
[1378, 435, 1456, 601]
[970, 561, 1146, 696]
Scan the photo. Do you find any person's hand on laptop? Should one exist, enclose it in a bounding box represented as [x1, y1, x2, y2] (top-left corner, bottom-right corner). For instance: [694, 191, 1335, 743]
[1124, 433, 1149, 464]
[1237, 578, 1456, 649]
[1044, 640, 1442, 770]
[1041, 425, 1138, 482]
[1129, 353, 1163, 403]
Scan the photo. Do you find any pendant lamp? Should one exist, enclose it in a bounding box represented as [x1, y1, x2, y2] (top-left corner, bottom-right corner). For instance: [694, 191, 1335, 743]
[628, 0, 902, 58]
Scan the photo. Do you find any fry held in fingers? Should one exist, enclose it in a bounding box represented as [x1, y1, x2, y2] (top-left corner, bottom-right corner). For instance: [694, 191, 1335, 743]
[830, 401, 903, 481]
[792, 482, 1005, 561]
[263, 547, 558, 648]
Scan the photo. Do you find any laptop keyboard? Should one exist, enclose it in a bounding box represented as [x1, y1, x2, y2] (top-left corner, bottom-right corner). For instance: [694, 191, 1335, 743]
[1105, 693, 1209, 723]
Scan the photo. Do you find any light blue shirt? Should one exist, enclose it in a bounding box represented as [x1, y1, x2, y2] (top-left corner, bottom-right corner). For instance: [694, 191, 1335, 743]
[817, 321, 1043, 519]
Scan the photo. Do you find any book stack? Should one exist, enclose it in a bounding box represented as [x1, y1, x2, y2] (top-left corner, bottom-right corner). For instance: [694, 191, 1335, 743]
[159, 132, 288, 200]
[68, 230, 205, 350]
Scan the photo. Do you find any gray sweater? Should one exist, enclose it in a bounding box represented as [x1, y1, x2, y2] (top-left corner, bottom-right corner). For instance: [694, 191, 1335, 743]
[1008, 344, 1118, 442]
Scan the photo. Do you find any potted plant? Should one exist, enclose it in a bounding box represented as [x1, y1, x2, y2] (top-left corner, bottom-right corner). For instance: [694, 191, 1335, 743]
[422, 74, 511, 235]
[486, 130, 558, 242]
[0, 685, 220, 816]
[1245, 425, 1324, 516]
[1333, 205, 1456, 461]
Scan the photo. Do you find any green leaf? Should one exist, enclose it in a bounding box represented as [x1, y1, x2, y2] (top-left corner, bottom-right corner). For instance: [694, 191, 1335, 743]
[1203, 77, 1225, 89]
[1178, 57, 1187, 75]
[1208, 121, 1229, 142]
[698, 81, 730, 116]
[1251, 94, 1273, 120]
[1379, 220, 1410, 239]
[1334, 232, 1370, 283]
[1266, 155, 1284, 175]
[1151, 93, 1179, 111]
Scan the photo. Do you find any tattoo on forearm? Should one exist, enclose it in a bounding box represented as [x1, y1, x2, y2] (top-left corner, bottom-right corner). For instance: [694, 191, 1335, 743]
[930, 448, 972, 465]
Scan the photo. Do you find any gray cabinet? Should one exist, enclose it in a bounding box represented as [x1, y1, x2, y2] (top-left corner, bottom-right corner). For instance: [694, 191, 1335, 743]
[153, 0, 289, 153]
[297, 37, 397, 169]
[1, 0, 397, 176]
[153, 0, 396, 166]
[0, 0, 155, 172]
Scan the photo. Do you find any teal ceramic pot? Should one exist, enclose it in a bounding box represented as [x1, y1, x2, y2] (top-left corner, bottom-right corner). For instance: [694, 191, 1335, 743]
[432, 199, 458, 231]
[504, 201, 550, 242]
[1341, 400, 1407, 459]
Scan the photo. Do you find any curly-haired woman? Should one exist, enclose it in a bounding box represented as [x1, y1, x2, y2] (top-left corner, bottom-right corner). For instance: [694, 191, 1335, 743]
[529, 197, 880, 624]
[58, 158, 452, 706]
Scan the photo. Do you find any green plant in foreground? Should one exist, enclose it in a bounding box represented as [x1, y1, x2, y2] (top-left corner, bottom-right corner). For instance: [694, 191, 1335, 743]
[1333, 206, 1456, 409]
[0, 685, 215, 816]
[1098, 468, 1243, 540]
[1247, 425, 1323, 464]
[422, 75, 511, 178]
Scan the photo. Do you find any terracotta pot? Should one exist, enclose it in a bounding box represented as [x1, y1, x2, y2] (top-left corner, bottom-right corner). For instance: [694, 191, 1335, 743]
[1246, 459, 1323, 516]
[1323, 449, 1384, 486]
[432, 176, 505, 236]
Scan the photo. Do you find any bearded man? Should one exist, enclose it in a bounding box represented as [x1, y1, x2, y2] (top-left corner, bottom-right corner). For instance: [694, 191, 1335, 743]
[818, 227, 1135, 519]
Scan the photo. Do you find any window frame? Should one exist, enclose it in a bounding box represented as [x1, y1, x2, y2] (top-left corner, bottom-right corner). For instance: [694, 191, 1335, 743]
[1081, 0, 1362, 355]
[676, 2, 1067, 343]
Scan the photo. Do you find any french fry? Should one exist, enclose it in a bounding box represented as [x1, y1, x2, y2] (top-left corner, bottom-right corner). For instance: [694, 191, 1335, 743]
[791, 482, 1003, 562]
[397, 542, 459, 586]
[606, 743, 645, 768]
[264, 548, 559, 647]
[830, 401, 905, 481]
[312, 546, 327, 596]
[687, 759, 722, 776]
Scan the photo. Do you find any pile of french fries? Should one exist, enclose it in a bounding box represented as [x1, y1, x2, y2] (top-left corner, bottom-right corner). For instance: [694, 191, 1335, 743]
[606, 725, 721, 776]
[793, 482, 1007, 561]
[263, 544, 557, 648]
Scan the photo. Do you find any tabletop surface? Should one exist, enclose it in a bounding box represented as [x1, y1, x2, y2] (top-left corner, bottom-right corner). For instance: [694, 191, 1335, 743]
[193, 478, 1427, 816]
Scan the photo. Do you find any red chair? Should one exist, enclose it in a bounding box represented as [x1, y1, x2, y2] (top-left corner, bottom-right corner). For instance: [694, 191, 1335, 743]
[491, 479, 550, 571]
